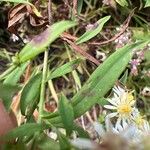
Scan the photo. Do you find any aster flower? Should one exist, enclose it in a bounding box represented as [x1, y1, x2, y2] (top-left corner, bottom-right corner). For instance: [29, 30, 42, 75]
[114, 27, 131, 48]
[132, 109, 150, 135]
[104, 86, 136, 129]
[130, 59, 140, 76]
[141, 120, 150, 135]
[93, 120, 139, 149]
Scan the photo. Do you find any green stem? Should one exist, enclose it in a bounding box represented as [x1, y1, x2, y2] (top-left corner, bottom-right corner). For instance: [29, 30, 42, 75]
[0, 65, 16, 80]
[38, 50, 49, 123]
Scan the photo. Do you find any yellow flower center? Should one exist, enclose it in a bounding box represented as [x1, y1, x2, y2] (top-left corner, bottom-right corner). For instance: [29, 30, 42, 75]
[127, 92, 134, 102]
[118, 104, 132, 115]
[135, 116, 145, 127]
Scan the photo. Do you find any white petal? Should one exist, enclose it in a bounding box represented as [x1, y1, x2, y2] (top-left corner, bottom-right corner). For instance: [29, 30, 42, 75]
[113, 91, 120, 97]
[112, 127, 119, 134]
[107, 98, 118, 106]
[115, 123, 124, 132]
[113, 86, 124, 97]
[93, 122, 105, 137]
[113, 94, 121, 103]
[71, 138, 97, 149]
[118, 86, 125, 93]
[122, 118, 128, 129]
[129, 100, 135, 106]
[122, 125, 139, 140]
[143, 121, 150, 133]
[112, 97, 121, 105]
[105, 118, 114, 132]
[115, 118, 121, 129]
[104, 105, 117, 110]
[106, 112, 118, 119]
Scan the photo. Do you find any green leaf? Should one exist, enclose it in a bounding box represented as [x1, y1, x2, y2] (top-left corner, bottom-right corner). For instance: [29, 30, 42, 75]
[18, 21, 77, 63]
[77, 0, 83, 14]
[145, 50, 150, 62]
[20, 73, 42, 116]
[76, 16, 110, 44]
[0, 82, 19, 110]
[1, 0, 30, 4]
[132, 28, 150, 40]
[73, 124, 89, 138]
[47, 59, 81, 81]
[120, 69, 128, 84]
[43, 41, 150, 125]
[58, 94, 74, 135]
[1, 123, 48, 141]
[37, 134, 60, 150]
[96, 98, 108, 106]
[4, 62, 29, 85]
[71, 42, 145, 117]
[115, 0, 128, 6]
[1, 142, 26, 150]
[145, 0, 150, 7]
[57, 130, 71, 150]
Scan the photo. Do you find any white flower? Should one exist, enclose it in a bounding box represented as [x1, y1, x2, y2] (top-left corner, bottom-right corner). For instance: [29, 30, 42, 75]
[71, 138, 98, 150]
[93, 119, 141, 147]
[132, 109, 150, 135]
[141, 121, 150, 135]
[93, 118, 134, 138]
[104, 86, 136, 129]
[11, 34, 19, 42]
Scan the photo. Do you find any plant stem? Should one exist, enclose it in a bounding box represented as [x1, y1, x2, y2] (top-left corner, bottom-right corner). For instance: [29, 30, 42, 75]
[38, 50, 49, 123]
[0, 65, 16, 80]
[38, 0, 52, 123]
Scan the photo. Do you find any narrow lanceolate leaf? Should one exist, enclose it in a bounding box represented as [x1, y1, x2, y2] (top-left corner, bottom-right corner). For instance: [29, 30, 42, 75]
[18, 21, 77, 63]
[58, 94, 74, 135]
[4, 62, 29, 85]
[47, 59, 81, 81]
[145, 0, 150, 7]
[1, 0, 30, 4]
[76, 16, 110, 44]
[71, 42, 144, 117]
[77, 0, 83, 14]
[37, 134, 60, 150]
[57, 130, 71, 150]
[43, 40, 149, 125]
[20, 73, 42, 116]
[0, 82, 19, 110]
[115, 0, 128, 7]
[1, 123, 48, 141]
[73, 124, 89, 138]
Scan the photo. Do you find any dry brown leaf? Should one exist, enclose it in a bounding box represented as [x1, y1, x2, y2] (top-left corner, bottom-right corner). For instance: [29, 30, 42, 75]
[63, 37, 100, 65]
[0, 101, 17, 144]
[8, 3, 48, 34]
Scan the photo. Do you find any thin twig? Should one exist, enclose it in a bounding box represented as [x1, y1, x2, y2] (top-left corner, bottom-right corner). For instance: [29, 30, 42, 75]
[63, 37, 100, 65]
[73, 0, 77, 17]
[48, 0, 52, 25]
